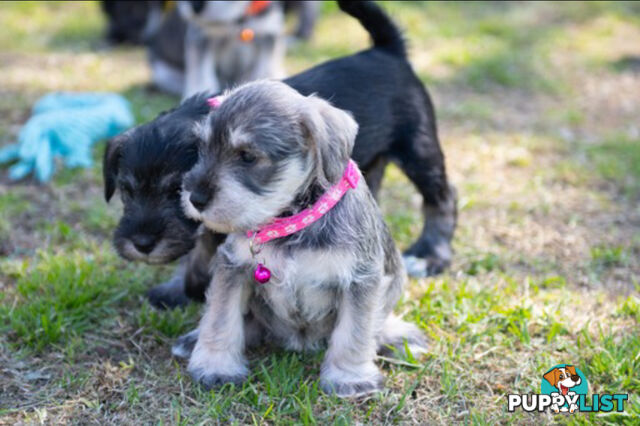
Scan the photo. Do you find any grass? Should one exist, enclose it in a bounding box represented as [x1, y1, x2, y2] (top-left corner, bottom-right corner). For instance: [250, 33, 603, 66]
[587, 138, 640, 197]
[1, 1, 640, 424]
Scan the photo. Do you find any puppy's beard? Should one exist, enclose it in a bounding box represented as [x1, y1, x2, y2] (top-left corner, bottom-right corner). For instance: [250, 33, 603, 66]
[181, 187, 238, 233]
[182, 190, 203, 222]
[120, 240, 147, 262]
[147, 239, 184, 264]
[120, 239, 182, 265]
[200, 159, 309, 233]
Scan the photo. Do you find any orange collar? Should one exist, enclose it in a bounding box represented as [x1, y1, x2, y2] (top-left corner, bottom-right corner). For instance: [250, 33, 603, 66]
[239, 1, 272, 43]
[245, 1, 271, 17]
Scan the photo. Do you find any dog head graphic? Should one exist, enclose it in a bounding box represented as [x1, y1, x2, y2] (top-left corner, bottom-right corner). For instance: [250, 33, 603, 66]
[543, 365, 582, 395]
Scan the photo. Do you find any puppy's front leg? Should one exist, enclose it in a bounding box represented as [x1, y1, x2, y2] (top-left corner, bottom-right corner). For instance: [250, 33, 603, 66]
[172, 312, 265, 360]
[248, 36, 286, 81]
[187, 259, 250, 389]
[184, 25, 219, 99]
[320, 282, 383, 398]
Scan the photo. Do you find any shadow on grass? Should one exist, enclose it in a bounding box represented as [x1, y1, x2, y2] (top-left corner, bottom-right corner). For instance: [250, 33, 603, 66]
[611, 56, 640, 74]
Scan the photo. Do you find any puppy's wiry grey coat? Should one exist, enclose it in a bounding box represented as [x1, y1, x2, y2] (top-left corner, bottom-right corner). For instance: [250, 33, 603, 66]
[177, 81, 425, 397]
[178, 1, 285, 99]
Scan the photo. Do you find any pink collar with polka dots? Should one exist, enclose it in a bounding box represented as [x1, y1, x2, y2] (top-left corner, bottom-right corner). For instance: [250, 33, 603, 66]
[247, 160, 360, 244]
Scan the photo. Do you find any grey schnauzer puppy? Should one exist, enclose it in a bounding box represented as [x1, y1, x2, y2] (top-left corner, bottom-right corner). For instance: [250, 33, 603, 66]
[176, 80, 426, 397]
[178, 0, 286, 99]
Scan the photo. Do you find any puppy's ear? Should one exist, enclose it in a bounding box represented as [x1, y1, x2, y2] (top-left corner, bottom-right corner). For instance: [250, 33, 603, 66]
[301, 95, 358, 186]
[103, 132, 129, 202]
[565, 365, 577, 376]
[543, 369, 559, 387]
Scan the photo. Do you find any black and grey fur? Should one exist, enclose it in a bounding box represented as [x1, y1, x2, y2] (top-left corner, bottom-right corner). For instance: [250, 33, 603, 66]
[103, 0, 457, 308]
[103, 93, 229, 305]
[147, 1, 318, 96]
[177, 0, 285, 99]
[177, 80, 425, 397]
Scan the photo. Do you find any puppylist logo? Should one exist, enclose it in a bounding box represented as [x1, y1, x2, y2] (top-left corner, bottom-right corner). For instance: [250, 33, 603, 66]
[508, 364, 629, 414]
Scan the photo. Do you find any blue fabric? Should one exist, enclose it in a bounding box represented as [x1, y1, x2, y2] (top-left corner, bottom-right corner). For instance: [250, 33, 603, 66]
[0, 92, 134, 182]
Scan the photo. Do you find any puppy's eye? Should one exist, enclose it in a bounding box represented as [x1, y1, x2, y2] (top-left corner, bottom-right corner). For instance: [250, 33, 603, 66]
[238, 149, 257, 165]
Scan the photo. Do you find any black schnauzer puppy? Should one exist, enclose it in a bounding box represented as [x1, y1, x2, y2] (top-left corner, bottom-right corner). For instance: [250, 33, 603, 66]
[104, 0, 457, 309]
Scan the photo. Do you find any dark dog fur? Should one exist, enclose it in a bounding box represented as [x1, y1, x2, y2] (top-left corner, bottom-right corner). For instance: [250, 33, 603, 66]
[101, 1, 167, 45]
[104, 0, 457, 308]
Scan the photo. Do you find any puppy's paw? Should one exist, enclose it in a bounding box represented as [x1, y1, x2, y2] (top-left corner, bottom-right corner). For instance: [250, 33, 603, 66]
[320, 363, 383, 398]
[171, 329, 199, 359]
[187, 345, 248, 390]
[402, 255, 450, 278]
[147, 277, 190, 310]
[189, 368, 247, 390]
[320, 374, 384, 398]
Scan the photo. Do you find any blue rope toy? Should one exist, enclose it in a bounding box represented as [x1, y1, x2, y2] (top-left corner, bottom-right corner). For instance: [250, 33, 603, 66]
[0, 92, 134, 182]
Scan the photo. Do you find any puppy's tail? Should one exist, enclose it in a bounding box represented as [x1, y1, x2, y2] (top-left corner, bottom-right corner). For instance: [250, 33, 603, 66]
[337, 0, 406, 57]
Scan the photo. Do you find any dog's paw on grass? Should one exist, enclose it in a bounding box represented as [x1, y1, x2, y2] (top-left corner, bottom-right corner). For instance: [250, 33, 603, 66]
[189, 368, 248, 390]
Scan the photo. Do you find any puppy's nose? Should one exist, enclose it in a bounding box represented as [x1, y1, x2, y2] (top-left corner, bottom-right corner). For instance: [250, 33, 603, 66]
[189, 191, 211, 212]
[571, 375, 580, 382]
[131, 234, 157, 254]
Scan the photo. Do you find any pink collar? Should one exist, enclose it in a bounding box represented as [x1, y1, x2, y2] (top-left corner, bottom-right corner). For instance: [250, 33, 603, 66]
[207, 96, 224, 109]
[247, 160, 360, 244]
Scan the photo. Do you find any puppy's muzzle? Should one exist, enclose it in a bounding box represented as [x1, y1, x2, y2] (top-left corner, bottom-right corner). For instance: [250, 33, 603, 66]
[189, 190, 211, 212]
[130, 233, 158, 254]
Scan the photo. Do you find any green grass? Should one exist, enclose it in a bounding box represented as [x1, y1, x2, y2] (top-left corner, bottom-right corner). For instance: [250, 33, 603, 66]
[590, 244, 629, 270]
[0, 191, 30, 217]
[587, 139, 640, 196]
[1, 248, 139, 351]
[0, 1, 103, 52]
[1, 1, 640, 424]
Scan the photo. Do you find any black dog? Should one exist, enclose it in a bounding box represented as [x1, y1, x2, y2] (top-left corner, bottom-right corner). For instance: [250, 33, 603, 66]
[101, 1, 167, 45]
[104, 0, 457, 308]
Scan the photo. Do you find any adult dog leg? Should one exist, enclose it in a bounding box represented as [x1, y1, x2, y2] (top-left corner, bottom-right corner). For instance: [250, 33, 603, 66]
[320, 283, 383, 398]
[187, 262, 251, 389]
[362, 155, 389, 201]
[396, 137, 457, 277]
